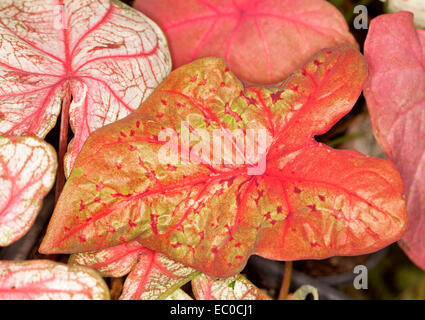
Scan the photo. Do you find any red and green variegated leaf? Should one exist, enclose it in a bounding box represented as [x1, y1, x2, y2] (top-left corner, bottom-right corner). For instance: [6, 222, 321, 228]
[69, 240, 145, 277]
[40, 45, 407, 278]
[0, 136, 56, 246]
[364, 12, 425, 269]
[119, 249, 198, 300]
[192, 273, 270, 300]
[0, 0, 171, 176]
[133, 0, 357, 85]
[0, 260, 109, 300]
[165, 288, 193, 300]
[255, 144, 406, 260]
[289, 285, 318, 300]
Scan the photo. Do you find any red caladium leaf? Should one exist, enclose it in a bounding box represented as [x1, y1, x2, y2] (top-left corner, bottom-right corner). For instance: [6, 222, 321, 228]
[0, 260, 109, 300]
[69, 240, 145, 277]
[192, 273, 270, 300]
[133, 0, 357, 85]
[40, 45, 407, 278]
[0, 0, 171, 175]
[364, 12, 425, 269]
[0, 136, 56, 246]
[119, 248, 197, 300]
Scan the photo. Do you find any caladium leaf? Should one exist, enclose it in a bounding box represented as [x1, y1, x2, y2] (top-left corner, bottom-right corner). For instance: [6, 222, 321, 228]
[40, 45, 407, 278]
[192, 273, 270, 300]
[69, 240, 145, 277]
[0, 0, 171, 175]
[119, 248, 198, 300]
[70, 242, 196, 299]
[364, 12, 425, 269]
[0, 260, 109, 300]
[133, 0, 356, 85]
[0, 136, 56, 246]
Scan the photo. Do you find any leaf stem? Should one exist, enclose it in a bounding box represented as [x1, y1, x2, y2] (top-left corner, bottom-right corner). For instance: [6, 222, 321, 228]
[278, 261, 293, 300]
[55, 84, 71, 202]
[326, 132, 364, 147]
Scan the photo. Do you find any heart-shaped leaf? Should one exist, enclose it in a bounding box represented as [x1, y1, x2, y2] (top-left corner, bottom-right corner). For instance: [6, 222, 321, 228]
[119, 248, 197, 300]
[0, 136, 56, 246]
[69, 240, 145, 277]
[192, 273, 270, 300]
[0, 260, 109, 300]
[364, 12, 425, 269]
[0, 0, 171, 175]
[40, 45, 407, 278]
[133, 0, 356, 85]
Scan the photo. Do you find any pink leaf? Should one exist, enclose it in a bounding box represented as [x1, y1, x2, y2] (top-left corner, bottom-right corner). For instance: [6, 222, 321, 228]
[192, 273, 270, 300]
[0, 136, 56, 246]
[364, 12, 425, 269]
[69, 240, 145, 277]
[120, 248, 197, 300]
[0, 260, 109, 300]
[133, 0, 356, 85]
[385, 0, 425, 28]
[0, 0, 171, 175]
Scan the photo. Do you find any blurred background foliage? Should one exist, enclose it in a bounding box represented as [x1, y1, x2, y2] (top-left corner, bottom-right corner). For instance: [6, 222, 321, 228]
[329, 0, 375, 21]
[340, 245, 425, 300]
